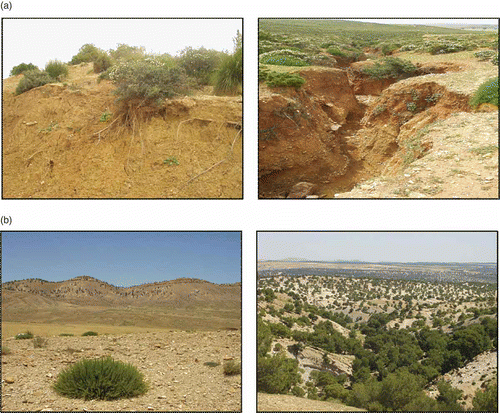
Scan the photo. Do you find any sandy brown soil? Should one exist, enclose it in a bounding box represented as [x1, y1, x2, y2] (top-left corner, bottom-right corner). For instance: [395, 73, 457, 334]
[2, 63, 242, 199]
[1, 330, 241, 411]
[258, 393, 365, 411]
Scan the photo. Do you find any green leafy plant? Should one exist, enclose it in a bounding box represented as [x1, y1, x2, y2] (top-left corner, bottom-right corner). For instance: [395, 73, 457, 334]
[223, 360, 242, 376]
[15, 330, 34, 340]
[15, 69, 53, 95]
[45, 59, 69, 80]
[52, 356, 148, 400]
[10, 62, 38, 76]
[82, 331, 98, 336]
[100, 110, 113, 122]
[70, 43, 102, 65]
[469, 77, 498, 108]
[178, 46, 224, 85]
[163, 156, 179, 166]
[266, 71, 305, 88]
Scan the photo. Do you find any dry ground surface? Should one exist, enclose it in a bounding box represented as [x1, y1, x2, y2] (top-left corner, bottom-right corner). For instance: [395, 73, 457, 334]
[258, 393, 365, 411]
[1, 329, 241, 412]
[2, 63, 242, 198]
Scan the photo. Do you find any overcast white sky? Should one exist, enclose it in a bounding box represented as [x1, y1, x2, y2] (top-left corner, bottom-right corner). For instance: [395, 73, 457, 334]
[2, 19, 242, 79]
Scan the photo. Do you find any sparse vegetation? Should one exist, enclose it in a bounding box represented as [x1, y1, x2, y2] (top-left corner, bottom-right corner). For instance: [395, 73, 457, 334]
[15, 69, 53, 95]
[15, 330, 34, 340]
[52, 356, 148, 400]
[82, 331, 98, 336]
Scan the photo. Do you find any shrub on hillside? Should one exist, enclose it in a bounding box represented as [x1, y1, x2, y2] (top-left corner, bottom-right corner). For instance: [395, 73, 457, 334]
[213, 32, 242, 96]
[33, 336, 48, 348]
[178, 46, 223, 85]
[45, 59, 69, 80]
[109, 58, 190, 104]
[70, 43, 101, 65]
[472, 379, 498, 411]
[52, 356, 148, 400]
[82, 331, 98, 336]
[93, 51, 113, 74]
[10, 62, 38, 76]
[259, 49, 310, 67]
[258, 353, 301, 394]
[362, 57, 417, 80]
[469, 77, 498, 108]
[15, 330, 34, 340]
[427, 41, 467, 55]
[15, 70, 53, 95]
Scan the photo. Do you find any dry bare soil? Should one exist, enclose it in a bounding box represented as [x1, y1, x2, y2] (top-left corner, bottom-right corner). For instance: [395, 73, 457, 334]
[1, 277, 241, 411]
[258, 393, 365, 411]
[2, 63, 242, 199]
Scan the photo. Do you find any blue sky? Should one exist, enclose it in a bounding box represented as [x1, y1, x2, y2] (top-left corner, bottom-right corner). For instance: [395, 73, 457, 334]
[2, 18, 242, 79]
[1, 232, 241, 286]
[258, 232, 497, 263]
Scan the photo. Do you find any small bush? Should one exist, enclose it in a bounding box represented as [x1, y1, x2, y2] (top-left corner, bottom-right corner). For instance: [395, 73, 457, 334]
[178, 46, 224, 85]
[223, 360, 242, 376]
[93, 52, 113, 74]
[15, 70, 53, 95]
[82, 331, 98, 336]
[362, 57, 417, 80]
[1, 346, 11, 355]
[33, 336, 48, 348]
[266, 71, 305, 88]
[10, 62, 38, 76]
[59, 333, 74, 337]
[15, 330, 34, 340]
[109, 58, 190, 104]
[204, 361, 220, 367]
[474, 50, 496, 61]
[52, 356, 148, 400]
[70, 43, 101, 65]
[45, 59, 68, 80]
[470, 77, 498, 108]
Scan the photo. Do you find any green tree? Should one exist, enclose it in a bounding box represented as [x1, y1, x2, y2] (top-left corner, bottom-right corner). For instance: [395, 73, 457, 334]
[258, 354, 301, 394]
[436, 380, 463, 410]
[378, 369, 430, 411]
[472, 379, 498, 411]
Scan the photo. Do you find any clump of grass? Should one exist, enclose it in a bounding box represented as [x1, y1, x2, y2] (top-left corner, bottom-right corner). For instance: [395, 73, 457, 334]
[469, 77, 498, 108]
[212, 42, 242, 96]
[52, 356, 148, 400]
[15, 330, 34, 340]
[33, 336, 48, 348]
[223, 360, 241, 376]
[204, 361, 220, 367]
[82, 331, 98, 337]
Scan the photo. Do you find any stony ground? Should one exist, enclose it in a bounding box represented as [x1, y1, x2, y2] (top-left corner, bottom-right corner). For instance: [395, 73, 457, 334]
[258, 393, 365, 411]
[1, 330, 241, 411]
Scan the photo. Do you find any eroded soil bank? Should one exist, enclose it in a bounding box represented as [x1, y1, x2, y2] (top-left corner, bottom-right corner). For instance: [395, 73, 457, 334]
[258, 55, 498, 198]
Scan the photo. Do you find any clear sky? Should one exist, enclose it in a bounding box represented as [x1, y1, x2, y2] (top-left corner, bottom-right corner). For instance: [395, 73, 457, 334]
[258, 232, 497, 263]
[2, 18, 242, 79]
[1, 232, 241, 286]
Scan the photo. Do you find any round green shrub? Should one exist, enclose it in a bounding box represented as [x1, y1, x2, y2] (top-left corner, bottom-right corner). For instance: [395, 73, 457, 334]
[15, 70, 53, 95]
[45, 59, 68, 80]
[93, 52, 113, 74]
[109, 58, 190, 104]
[470, 77, 498, 108]
[266, 71, 305, 88]
[82, 331, 98, 336]
[53, 356, 148, 400]
[10, 63, 38, 76]
[362, 57, 417, 80]
[70, 43, 101, 65]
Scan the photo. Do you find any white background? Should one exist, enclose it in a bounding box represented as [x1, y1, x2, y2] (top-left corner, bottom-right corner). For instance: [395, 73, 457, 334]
[1, 2, 499, 412]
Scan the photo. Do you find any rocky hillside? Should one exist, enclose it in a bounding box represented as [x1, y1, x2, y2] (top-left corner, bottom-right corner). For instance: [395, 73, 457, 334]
[2, 276, 241, 306]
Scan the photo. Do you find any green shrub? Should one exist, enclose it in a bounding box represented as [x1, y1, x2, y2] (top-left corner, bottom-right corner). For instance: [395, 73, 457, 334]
[109, 58, 190, 104]
[212, 46, 242, 96]
[15, 330, 34, 340]
[1, 346, 11, 355]
[33, 336, 48, 348]
[427, 41, 466, 55]
[10, 62, 38, 76]
[52, 356, 148, 400]
[59, 333, 74, 337]
[178, 46, 224, 85]
[204, 361, 220, 367]
[474, 50, 496, 61]
[260, 54, 309, 66]
[266, 71, 305, 88]
[45, 60, 68, 79]
[223, 360, 241, 376]
[70, 43, 101, 65]
[258, 354, 301, 394]
[15, 70, 53, 95]
[362, 57, 417, 80]
[82, 331, 98, 336]
[327, 47, 347, 57]
[93, 52, 113, 74]
[492, 54, 498, 65]
[469, 77, 498, 108]
[472, 379, 497, 411]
